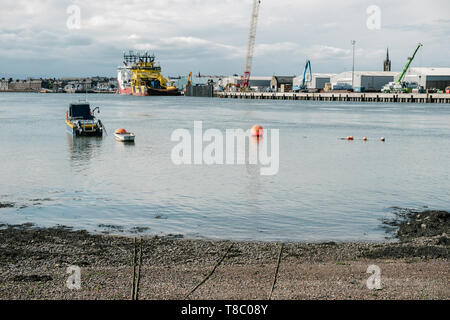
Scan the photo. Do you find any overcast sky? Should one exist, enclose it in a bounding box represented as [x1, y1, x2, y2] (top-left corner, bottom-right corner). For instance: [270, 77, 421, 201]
[1, 0, 449, 78]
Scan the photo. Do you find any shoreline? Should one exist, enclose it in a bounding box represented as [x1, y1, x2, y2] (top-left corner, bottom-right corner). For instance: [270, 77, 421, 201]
[0, 210, 448, 300]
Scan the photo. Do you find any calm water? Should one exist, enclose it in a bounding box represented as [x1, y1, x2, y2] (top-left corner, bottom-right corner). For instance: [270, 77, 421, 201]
[0, 93, 449, 241]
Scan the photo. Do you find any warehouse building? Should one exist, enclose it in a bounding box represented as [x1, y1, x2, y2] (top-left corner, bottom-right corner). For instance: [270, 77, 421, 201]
[218, 76, 271, 91]
[331, 71, 397, 92]
[270, 76, 294, 92]
[8, 79, 42, 91]
[293, 73, 335, 90]
[0, 79, 8, 91]
[404, 67, 450, 90]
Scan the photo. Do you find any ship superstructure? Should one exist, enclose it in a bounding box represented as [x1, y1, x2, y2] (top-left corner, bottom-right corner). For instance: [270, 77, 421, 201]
[117, 51, 178, 96]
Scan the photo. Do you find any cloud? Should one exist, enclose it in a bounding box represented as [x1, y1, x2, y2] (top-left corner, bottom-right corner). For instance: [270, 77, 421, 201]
[0, 0, 448, 77]
[304, 45, 351, 60]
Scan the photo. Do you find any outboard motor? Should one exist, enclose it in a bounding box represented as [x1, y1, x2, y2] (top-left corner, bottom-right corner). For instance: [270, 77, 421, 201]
[76, 120, 83, 134]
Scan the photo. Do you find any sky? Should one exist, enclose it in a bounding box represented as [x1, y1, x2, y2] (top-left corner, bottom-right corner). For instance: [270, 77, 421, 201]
[0, 0, 449, 78]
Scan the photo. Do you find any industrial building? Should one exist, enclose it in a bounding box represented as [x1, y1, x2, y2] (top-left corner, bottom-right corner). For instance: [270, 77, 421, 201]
[0, 79, 8, 91]
[218, 76, 271, 91]
[331, 71, 398, 92]
[403, 67, 450, 90]
[270, 76, 294, 92]
[293, 73, 335, 90]
[0, 79, 42, 91]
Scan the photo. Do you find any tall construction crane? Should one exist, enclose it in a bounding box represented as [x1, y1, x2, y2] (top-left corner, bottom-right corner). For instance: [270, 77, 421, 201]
[396, 43, 423, 84]
[382, 43, 423, 93]
[241, 0, 261, 89]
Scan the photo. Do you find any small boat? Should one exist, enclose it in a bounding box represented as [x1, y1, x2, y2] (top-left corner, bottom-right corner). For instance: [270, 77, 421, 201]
[114, 128, 135, 142]
[66, 102, 104, 137]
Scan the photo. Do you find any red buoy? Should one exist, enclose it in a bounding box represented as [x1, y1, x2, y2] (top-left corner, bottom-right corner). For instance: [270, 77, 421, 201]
[251, 125, 263, 137]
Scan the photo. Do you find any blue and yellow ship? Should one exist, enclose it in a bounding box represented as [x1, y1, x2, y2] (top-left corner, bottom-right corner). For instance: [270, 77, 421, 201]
[65, 102, 104, 137]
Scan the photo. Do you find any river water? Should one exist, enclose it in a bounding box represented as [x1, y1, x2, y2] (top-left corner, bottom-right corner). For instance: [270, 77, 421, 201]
[0, 93, 449, 241]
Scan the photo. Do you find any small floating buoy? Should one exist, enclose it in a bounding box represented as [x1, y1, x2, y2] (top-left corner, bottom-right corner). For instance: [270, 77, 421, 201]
[380, 137, 385, 142]
[251, 125, 263, 137]
[363, 136, 368, 141]
[346, 136, 354, 141]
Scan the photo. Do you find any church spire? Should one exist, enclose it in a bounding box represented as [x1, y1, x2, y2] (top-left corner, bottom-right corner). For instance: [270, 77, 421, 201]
[384, 47, 391, 71]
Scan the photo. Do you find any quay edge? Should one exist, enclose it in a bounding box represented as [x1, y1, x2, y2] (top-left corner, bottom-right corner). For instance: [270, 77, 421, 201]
[215, 91, 450, 104]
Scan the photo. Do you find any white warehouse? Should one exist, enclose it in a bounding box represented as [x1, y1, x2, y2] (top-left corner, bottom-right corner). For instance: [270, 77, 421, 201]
[293, 73, 335, 90]
[403, 67, 450, 90]
[331, 71, 398, 92]
[218, 76, 272, 91]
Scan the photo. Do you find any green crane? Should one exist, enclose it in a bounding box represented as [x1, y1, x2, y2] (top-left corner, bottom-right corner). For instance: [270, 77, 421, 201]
[396, 43, 423, 83]
[382, 43, 423, 93]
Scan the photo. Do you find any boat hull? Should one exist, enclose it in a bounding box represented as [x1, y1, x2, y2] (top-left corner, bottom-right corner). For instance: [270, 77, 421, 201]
[117, 79, 132, 95]
[114, 133, 135, 142]
[131, 86, 180, 96]
[66, 120, 103, 137]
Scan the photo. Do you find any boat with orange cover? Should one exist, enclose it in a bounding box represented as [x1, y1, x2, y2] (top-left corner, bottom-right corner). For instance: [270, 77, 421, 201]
[114, 128, 135, 142]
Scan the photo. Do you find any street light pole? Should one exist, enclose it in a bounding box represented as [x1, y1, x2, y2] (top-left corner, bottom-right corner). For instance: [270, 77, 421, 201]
[351, 40, 356, 89]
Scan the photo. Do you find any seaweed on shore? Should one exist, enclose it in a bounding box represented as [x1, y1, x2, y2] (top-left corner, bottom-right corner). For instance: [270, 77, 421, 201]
[362, 208, 450, 259]
[382, 208, 449, 242]
[13, 275, 53, 282]
[0, 202, 14, 208]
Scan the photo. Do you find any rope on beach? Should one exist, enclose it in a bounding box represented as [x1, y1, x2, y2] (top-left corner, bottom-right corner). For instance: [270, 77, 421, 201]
[130, 238, 137, 300]
[268, 243, 284, 300]
[184, 244, 233, 299]
[130, 238, 143, 300]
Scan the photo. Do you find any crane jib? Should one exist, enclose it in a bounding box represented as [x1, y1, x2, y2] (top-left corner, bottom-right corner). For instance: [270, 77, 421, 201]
[242, 0, 261, 88]
[397, 43, 423, 83]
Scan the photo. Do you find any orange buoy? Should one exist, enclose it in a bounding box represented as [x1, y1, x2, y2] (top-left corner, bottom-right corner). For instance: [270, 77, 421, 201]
[346, 136, 354, 141]
[380, 137, 385, 142]
[251, 125, 263, 137]
[115, 128, 127, 134]
[363, 136, 368, 141]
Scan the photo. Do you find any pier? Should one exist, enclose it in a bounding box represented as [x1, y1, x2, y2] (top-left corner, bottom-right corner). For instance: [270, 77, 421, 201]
[216, 91, 450, 104]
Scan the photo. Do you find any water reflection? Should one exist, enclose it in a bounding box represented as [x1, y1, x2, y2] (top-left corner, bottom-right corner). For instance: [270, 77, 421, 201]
[245, 136, 262, 177]
[66, 134, 104, 172]
[245, 136, 262, 202]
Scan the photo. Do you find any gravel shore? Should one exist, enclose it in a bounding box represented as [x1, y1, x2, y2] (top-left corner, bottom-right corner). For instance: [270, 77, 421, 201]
[0, 209, 448, 300]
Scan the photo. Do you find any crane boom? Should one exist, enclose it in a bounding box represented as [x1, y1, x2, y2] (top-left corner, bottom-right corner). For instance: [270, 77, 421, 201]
[301, 60, 312, 89]
[241, 0, 261, 88]
[396, 43, 422, 83]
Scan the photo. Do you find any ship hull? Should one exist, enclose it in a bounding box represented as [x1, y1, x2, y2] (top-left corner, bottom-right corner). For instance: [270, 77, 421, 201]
[117, 80, 132, 95]
[131, 87, 179, 96]
[66, 120, 103, 137]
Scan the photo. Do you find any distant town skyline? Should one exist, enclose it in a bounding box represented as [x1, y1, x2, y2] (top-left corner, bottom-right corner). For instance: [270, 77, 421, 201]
[1, 0, 449, 78]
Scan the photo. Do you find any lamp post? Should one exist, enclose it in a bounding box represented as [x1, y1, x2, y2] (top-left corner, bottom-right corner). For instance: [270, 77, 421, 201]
[351, 40, 356, 89]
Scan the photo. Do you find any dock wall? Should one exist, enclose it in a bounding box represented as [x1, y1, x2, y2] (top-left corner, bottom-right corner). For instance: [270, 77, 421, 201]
[216, 92, 450, 104]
